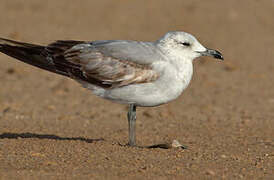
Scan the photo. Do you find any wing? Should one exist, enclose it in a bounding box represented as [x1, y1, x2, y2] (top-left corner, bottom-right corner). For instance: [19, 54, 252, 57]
[90, 40, 166, 64]
[47, 40, 160, 88]
[0, 38, 160, 89]
[63, 42, 159, 88]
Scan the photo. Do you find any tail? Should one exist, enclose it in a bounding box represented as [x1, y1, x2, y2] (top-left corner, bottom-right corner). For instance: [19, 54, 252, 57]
[0, 38, 85, 78]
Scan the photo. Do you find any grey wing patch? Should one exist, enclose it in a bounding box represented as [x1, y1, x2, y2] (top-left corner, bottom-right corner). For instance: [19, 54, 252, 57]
[64, 43, 159, 88]
[91, 40, 166, 64]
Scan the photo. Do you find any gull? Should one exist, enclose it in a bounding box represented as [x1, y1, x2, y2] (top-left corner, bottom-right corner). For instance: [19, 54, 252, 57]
[0, 31, 223, 147]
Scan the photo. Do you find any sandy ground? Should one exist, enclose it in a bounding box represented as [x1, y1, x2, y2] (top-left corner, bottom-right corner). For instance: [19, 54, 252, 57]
[0, 0, 273, 179]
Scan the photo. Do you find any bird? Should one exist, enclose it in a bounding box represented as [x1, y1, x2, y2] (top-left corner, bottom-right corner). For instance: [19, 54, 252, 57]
[0, 31, 223, 147]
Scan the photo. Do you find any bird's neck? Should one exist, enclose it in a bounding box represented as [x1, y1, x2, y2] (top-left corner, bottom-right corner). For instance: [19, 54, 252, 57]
[156, 44, 194, 85]
[172, 58, 194, 86]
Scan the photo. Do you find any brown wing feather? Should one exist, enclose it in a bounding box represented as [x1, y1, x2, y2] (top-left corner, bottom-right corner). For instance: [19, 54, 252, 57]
[64, 44, 159, 88]
[44, 40, 117, 88]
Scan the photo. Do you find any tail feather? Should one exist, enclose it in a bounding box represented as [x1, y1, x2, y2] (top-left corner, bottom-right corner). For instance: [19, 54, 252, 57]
[0, 38, 85, 78]
[0, 38, 57, 73]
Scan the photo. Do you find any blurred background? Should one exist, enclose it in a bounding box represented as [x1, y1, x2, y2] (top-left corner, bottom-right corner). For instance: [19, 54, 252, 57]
[0, 0, 273, 179]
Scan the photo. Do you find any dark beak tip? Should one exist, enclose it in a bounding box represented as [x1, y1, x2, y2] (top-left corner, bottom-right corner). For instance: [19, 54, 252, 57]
[213, 50, 224, 61]
[216, 54, 224, 61]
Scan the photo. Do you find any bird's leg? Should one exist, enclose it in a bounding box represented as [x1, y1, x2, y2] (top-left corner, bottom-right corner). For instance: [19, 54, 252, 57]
[127, 104, 137, 146]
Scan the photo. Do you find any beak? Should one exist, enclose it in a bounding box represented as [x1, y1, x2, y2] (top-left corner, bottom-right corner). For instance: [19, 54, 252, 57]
[198, 48, 224, 60]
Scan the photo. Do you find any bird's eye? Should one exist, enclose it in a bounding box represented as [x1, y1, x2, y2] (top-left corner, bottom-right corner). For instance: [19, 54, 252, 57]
[181, 42, 191, 46]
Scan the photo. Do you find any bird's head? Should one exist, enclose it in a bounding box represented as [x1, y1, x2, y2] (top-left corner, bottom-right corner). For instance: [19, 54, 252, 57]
[157, 31, 223, 61]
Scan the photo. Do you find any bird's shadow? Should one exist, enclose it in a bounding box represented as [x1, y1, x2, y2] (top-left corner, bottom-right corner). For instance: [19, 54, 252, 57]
[0, 132, 104, 143]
